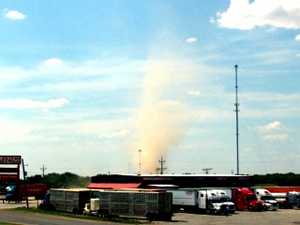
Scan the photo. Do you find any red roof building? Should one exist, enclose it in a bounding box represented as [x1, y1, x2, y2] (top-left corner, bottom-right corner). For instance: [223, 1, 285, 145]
[87, 182, 142, 190]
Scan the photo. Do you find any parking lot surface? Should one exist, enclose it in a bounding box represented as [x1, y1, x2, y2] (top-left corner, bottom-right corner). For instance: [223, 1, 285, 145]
[0, 206, 299, 225]
[156, 210, 300, 225]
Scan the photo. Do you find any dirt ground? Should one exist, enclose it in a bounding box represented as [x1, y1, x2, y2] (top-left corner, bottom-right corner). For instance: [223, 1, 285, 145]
[155, 210, 300, 225]
[0, 200, 299, 225]
[0, 196, 40, 209]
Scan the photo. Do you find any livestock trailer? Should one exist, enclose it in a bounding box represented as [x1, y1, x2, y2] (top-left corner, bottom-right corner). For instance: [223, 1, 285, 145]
[91, 189, 173, 221]
[49, 188, 91, 214]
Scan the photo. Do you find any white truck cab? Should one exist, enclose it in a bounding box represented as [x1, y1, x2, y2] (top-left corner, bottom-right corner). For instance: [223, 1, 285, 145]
[255, 189, 278, 210]
[169, 189, 235, 214]
[198, 190, 235, 214]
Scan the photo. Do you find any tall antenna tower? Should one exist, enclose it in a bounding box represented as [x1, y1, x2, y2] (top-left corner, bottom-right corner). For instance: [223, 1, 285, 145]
[234, 65, 240, 175]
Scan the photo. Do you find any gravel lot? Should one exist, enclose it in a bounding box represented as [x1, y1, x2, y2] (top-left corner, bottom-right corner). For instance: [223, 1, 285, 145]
[0, 196, 39, 210]
[155, 210, 300, 225]
[0, 202, 299, 225]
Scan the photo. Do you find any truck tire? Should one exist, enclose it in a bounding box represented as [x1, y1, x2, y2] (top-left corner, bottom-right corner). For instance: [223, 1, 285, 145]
[146, 213, 157, 221]
[162, 213, 172, 221]
[72, 208, 79, 215]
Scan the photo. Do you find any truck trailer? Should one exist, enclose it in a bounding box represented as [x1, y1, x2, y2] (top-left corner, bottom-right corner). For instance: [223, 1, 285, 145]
[169, 189, 235, 215]
[49, 188, 91, 214]
[89, 189, 173, 221]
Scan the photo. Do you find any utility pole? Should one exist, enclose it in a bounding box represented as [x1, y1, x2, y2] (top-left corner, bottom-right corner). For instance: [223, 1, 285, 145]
[202, 168, 213, 174]
[234, 64, 240, 175]
[157, 156, 167, 175]
[40, 164, 47, 177]
[22, 159, 29, 208]
[138, 149, 142, 176]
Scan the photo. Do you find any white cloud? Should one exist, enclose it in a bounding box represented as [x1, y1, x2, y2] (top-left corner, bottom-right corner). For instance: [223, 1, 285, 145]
[192, 107, 232, 122]
[257, 121, 289, 142]
[263, 133, 289, 141]
[185, 37, 198, 43]
[29, 80, 117, 92]
[259, 121, 283, 132]
[41, 58, 64, 67]
[0, 57, 225, 93]
[295, 34, 300, 42]
[4, 10, 26, 20]
[217, 0, 300, 30]
[0, 119, 33, 143]
[240, 92, 300, 103]
[186, 91, 300, 123]
[252, 49, 296, 64]
[35, 57, 146, 77]
[187, 90, 201, 96]
[0, 67, 28, 84]
[79, 119, 132, 139]
[0, 98, 69, 110]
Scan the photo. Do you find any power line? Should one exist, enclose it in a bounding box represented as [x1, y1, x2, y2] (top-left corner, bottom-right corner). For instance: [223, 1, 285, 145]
[157, 156, 167, 175]
[202, 168, 213, 174]
[41, 164, 47, 177]
[138, 149, 142, 176]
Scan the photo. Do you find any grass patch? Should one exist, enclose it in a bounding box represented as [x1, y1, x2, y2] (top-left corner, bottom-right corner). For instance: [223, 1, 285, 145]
[12, 207, 143, 224]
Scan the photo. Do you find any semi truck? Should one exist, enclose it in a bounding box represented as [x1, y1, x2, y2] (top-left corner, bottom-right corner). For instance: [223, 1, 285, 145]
[169, 189, 235, 215]
[231, 187, 264, 211]
[255, 188, 279, 210]
[265, 186, 300, 208]
[88, 189, 173, 221]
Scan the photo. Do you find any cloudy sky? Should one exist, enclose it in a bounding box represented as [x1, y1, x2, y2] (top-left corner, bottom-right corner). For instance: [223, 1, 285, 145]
[0, 0, 300, 176]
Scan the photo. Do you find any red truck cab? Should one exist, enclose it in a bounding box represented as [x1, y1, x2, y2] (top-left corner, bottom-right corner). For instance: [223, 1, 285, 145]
[232, 188, 264, 211]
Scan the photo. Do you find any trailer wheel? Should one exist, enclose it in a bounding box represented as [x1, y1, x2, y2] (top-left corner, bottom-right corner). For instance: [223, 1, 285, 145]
[146, 213, 157, 222]
[163, 213, 172, 221]
[72, 208, 79, 215]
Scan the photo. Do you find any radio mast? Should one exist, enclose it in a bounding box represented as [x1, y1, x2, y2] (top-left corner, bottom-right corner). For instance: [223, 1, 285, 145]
[234, 65, 240, 175]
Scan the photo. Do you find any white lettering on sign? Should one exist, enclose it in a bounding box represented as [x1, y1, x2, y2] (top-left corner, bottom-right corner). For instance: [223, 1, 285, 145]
[0, 156, 21, 164]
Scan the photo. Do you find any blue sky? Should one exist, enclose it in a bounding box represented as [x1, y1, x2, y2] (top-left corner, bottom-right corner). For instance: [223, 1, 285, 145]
[0, 0, 300, 176]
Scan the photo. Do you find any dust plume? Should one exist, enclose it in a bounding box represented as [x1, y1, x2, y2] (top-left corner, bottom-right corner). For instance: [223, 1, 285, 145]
[135, 58, 190, 173]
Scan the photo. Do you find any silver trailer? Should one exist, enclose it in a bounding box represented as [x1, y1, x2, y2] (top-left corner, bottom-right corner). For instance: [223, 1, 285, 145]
[91, 190, 173, 221]
[49, 188, 91, 214]
[170, 189, 197, 209]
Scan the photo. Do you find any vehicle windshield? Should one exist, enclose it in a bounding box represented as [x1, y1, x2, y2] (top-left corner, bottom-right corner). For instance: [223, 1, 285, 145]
[209, 196, 230, 203]
[261, 195, 275, 201]
[219, 197, 231, 202]
[210, 198, 221, 203]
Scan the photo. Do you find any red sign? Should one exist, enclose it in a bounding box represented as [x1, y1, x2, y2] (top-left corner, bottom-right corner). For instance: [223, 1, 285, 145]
[0, 155, 21, 164]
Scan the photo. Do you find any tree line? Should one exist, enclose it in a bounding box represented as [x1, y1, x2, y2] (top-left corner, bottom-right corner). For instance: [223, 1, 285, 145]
[26, 172, 300, 188]
[252, 173, 300, 186]
[27, 172, 90, 188]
